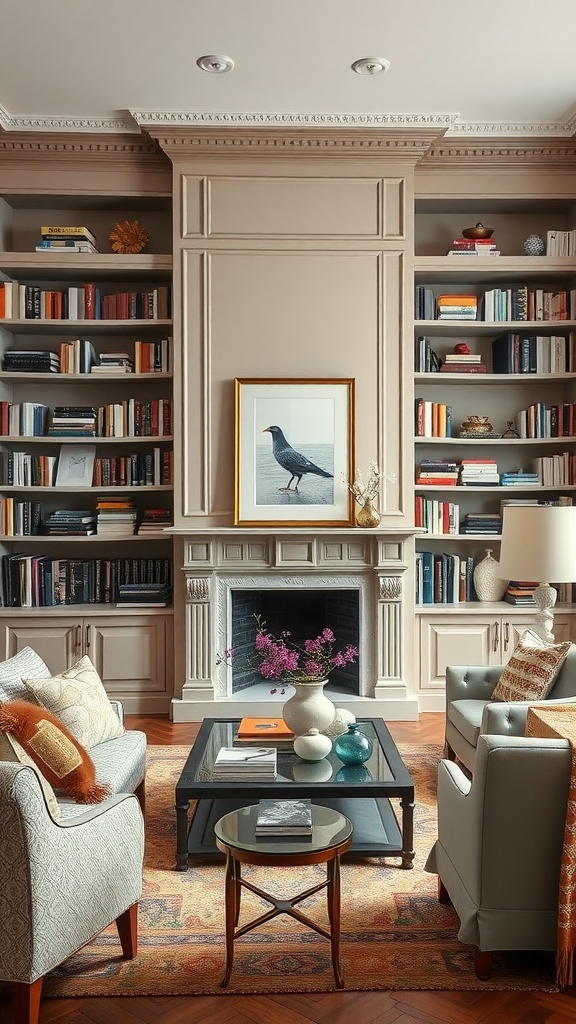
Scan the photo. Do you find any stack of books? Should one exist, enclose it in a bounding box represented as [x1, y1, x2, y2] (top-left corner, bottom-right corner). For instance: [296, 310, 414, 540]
[255, 798, 313, 836]
[415, 459, 459, 486]
[440, 352, 487, 373]
[2, 350, 60, 373]
[36, 225, 98, 254]
[447, 238, 500, 257]
[459, 459, 499, 485]
[212, 747, 277, 780]
[47, 406, 97, 436]
[91, 352, 134, 374]
[500, 469, 539, 487]
[504, 581, 537, 606]
[44, 509, 96, 536]
[96, 499, 138, 536]
[137, 508, 172, 535]
[460, 513, 502, 535]
[235, 717, 295, 743]
[116, 581, 172, 607]
[436, 294, 478, 320]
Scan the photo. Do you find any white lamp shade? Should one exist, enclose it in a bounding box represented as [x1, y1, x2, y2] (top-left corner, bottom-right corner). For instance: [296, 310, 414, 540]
[498, 505, 576, 583]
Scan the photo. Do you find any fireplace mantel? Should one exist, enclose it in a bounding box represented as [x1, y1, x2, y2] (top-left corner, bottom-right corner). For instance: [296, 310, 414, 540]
[170, 526, 419, 722]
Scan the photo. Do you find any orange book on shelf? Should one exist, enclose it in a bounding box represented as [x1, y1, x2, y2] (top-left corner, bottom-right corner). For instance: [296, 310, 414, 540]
[237, 717, 295, 739]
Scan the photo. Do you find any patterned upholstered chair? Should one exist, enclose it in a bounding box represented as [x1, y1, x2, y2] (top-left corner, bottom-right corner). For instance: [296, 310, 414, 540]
[0, 761, 145, 1024]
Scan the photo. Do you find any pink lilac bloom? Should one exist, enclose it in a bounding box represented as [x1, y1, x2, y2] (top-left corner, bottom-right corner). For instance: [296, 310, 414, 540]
[302, 659, 322, 677]
[320, 628, 335, 642]
[305, 638, 323, 654]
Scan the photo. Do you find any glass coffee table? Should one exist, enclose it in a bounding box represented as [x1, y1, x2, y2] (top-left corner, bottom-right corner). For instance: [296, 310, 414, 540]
[175, 716, 414, 870]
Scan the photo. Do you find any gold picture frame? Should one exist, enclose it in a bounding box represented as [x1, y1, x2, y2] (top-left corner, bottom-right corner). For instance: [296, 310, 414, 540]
[234, 378, 355, 527]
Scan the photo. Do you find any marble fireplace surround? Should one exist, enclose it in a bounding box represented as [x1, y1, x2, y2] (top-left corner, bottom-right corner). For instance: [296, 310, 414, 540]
[171, 528, 419, 722]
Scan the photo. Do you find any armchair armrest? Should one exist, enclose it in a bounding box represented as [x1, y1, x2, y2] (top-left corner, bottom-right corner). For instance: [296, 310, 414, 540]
[445, 665, 504, 705]
[482, 695, 576, 736]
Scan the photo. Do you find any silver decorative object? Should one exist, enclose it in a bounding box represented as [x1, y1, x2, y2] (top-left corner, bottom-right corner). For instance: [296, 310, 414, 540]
[523, 233, 546, 256]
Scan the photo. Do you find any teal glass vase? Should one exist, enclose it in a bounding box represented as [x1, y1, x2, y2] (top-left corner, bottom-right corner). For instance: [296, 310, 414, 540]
[333, 723, 373, 765]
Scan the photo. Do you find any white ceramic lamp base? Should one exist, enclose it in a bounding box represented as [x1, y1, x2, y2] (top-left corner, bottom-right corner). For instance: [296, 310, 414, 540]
[533, 582, 557, 643]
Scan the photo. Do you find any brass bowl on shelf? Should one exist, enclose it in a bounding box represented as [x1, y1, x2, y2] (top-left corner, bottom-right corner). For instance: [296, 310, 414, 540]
[462, 415, 493, 434]
[462, 223, 494, 239]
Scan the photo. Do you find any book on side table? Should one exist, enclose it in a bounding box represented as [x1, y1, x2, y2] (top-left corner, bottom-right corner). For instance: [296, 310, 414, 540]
[255, 798, 313, 835]
[236, 716, 295, 742]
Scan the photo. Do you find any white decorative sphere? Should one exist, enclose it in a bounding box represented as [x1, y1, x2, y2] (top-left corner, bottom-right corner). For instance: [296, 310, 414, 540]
[293, 727, 333, 762]
[322, 707, 356, 738]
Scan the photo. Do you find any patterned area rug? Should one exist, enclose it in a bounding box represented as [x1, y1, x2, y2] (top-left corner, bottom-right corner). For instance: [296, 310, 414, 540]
[44, 743, 557, 995]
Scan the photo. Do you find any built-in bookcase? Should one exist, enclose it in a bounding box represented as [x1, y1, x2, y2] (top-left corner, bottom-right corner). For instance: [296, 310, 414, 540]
[0, 191, 175, 703]
[413, 198, 576, 608]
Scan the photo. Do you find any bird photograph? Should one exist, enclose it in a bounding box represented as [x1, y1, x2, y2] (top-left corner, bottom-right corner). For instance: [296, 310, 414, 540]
[262, 425, 334, 497]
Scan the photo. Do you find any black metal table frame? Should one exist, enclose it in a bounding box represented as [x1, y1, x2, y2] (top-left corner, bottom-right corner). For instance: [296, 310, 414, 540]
[175, 716, 414, 870]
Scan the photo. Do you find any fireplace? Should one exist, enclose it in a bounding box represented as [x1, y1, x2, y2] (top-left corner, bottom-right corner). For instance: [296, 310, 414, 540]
[172, 527, 418, 721]
[230, 587, 360, 695]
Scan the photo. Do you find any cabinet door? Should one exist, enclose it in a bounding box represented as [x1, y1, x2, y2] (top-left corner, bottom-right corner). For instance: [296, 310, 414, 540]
[87, 614, 171, 713]
[0, 618, 78, 674]
[419, 614, 496, 705]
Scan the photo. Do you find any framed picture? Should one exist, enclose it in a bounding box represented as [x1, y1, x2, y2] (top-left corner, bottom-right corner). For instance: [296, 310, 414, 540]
[234, 378, 355, 527]
[55, 444, 96, 487]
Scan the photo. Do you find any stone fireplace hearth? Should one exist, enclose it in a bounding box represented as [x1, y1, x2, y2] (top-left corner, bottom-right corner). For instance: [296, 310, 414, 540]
[171, 527, 419, 721]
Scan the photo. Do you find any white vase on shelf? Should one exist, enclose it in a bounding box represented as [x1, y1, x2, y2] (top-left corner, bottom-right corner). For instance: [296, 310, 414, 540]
[293, 728, 333, 762]
[473, 549, 508, 602]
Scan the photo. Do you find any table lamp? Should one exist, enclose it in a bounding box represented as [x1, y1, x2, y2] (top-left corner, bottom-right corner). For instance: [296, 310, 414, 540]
[498, 504, 576, 642]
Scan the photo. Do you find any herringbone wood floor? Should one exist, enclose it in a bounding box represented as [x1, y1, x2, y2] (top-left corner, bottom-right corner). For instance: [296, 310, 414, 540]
[5, 713, 576, 1024]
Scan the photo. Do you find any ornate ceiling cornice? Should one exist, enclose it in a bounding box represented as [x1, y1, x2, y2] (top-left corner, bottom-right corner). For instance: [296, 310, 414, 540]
[422, 138, 576, 167]
[0, 105, 139, 134]
[142, 125, 445, 161]
[0, 131, 170, 170]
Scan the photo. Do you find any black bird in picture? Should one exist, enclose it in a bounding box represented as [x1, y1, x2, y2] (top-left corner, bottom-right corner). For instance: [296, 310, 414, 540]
[263, 425, 333, 492]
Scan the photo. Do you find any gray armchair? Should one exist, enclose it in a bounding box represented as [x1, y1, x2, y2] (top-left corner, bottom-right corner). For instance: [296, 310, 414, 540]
[0, 762, 145, 1024]
[445, 644, 576, 772]
[425, 734, 571, 980]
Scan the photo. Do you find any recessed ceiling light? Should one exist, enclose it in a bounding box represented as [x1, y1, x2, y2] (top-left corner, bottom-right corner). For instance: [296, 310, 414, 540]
[196, 54, 234, 74]
[351, 57, 390, 76]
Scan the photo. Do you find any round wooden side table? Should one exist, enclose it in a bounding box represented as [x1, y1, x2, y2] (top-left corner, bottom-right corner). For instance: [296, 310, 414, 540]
[214, 803, 353, 989]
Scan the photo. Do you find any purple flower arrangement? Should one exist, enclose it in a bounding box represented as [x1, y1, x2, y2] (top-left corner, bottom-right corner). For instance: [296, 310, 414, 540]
[217, 615, 358, 689]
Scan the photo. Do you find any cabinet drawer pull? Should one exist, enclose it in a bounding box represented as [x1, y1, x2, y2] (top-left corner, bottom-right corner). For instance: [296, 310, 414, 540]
[75, 625, 82, 654]
[85, 625, 90, 651]
[504, 621, 510, 650]
[493, 622, 499, 651]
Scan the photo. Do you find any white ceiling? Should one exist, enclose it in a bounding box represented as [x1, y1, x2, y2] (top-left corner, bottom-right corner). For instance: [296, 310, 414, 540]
[1, 0, 575, 136]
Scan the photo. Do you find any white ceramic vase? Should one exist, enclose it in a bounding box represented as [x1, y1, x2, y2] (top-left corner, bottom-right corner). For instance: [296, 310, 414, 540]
[473, 548, 508, 602]
[282, 679, 336, 736]
[293, 728, 333, 761]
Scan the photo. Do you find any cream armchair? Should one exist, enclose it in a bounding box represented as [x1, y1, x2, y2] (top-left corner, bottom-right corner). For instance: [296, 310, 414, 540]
[0, 762, 145, 1024]
[425, 734, 571, 979]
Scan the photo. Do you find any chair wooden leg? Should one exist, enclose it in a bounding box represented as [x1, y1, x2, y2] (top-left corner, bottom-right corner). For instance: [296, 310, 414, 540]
[11, 978, 43, 1024]
[134, 778, 146, 816]
[443, 740, 456, 761]
[438, 878, 451, 904]
[116, 902, 138, 959]
[475, 948, 493, 980]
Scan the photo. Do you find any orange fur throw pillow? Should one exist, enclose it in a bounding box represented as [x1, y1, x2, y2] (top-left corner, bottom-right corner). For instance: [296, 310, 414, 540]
[0, 700, 111, 803]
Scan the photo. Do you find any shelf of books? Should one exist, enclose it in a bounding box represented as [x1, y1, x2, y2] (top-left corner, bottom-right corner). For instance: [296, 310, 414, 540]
[0, 197, 174, 612]
[413, 203, 576, 610]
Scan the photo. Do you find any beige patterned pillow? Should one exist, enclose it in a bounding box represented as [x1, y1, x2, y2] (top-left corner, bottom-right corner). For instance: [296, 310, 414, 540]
[23, 655, 125, 749]
[491, 635, 572, 702]
[0, 730, 61, 818]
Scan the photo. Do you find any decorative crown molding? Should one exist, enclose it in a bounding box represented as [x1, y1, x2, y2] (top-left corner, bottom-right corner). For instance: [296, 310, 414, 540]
[422, 139, 576, 167]
[447, 116, 576, 138]
[0, 105, 140, 134]
[131, 110, 457, 131]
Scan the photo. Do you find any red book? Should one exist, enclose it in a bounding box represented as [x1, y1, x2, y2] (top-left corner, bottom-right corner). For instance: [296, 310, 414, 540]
[84, 283, 95, 320]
